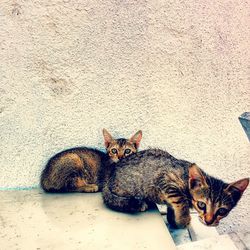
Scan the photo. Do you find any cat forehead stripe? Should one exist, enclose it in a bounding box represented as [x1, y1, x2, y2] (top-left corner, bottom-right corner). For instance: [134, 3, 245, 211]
[116, 138, 128, 147]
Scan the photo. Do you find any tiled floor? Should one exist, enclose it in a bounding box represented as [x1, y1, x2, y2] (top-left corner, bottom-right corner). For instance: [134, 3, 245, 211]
[1, 189, 247, 250]
[0, 189, 176, 250]
[177, 235, 239, 250]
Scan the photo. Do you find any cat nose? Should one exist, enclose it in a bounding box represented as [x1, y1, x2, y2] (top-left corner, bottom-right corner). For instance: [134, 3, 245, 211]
[204, 214, 214, 225]
[205, 219, 214, 225]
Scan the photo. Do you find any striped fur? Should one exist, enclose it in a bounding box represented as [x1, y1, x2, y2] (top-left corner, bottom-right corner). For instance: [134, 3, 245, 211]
[102, 149, 249, 228]
[40, 129, 142, 193]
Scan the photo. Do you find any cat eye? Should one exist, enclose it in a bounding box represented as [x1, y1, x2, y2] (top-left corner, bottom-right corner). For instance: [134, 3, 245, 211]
[124, 149, 131, 154]
[197, 201, 206, 211]
[111, 148, 117, 154]
[217, 208, 228, 216]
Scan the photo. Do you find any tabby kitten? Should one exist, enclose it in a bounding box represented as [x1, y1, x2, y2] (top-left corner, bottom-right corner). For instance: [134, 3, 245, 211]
[41, 129, 142, 193]
[102, 149, 249, 228]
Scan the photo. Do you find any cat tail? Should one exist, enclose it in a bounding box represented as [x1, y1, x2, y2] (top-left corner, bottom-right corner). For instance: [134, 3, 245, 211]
[102, 184, 146, 213]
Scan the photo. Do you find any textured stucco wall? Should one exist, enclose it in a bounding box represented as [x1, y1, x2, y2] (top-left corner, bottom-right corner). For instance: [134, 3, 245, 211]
[0, 0, 249, 233]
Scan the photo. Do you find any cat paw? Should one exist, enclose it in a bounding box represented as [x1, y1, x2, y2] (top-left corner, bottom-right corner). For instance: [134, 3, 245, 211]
[87, 185, 99, 192]
[167, 212, 191, 229]
[139, 202, 148, 212]
[78, 184, 99, 193]
[175, 216, 191, 229]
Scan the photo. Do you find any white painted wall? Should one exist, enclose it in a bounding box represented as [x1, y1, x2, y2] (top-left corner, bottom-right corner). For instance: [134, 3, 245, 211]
[0, 0, 249, 233]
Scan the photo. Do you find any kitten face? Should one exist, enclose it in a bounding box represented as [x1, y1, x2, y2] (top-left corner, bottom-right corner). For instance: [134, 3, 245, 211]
[189, 164, 249, 226]
[103, 129, 142, 163]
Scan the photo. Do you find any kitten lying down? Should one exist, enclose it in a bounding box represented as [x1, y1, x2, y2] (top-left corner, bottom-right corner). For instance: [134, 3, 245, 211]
[41, 129, 142, 193]
[102, 149, 249, 228]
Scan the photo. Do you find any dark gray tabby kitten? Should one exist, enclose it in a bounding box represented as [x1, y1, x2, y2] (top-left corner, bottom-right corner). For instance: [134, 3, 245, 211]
[102, 149, 249, 228]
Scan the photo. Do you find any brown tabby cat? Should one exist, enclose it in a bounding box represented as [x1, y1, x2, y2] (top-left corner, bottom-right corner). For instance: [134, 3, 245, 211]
[41, 129, 142, 193]
[102, 149, 249, 228]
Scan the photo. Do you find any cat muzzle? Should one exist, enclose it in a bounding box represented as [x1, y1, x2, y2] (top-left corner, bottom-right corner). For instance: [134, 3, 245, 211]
[199, 216, 219, 227]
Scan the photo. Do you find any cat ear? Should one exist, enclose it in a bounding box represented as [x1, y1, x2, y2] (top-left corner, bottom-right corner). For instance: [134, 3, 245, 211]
[188, 164, 208, 190]
[130, 130, 142, 148]
[103, 128, 113, 148]
[226, 178, 249, 194]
